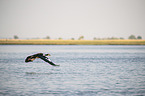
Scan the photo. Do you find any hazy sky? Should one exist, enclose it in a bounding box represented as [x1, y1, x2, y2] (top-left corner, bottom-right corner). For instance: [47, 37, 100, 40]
[0, 0, 145, 39]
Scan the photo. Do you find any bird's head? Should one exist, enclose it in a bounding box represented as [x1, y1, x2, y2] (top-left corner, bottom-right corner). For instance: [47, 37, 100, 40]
[45, 53, 51, 56]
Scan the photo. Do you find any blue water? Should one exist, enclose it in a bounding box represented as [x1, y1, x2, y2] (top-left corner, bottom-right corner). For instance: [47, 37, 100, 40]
[0, 45, 145, 96]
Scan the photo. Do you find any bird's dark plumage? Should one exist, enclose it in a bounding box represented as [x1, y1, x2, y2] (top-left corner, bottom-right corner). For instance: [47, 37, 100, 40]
[25, 53, 59, 66]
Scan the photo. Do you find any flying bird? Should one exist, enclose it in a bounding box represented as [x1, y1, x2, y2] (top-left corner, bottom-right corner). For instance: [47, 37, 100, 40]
[25, 53, 59, 66]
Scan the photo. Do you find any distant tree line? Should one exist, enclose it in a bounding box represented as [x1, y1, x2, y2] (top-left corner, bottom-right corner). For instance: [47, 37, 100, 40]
[93, 37, 124, 40]
[94, 35, 142, 40]
[13, 35, 142, 40]
[128, 35, 142, 39]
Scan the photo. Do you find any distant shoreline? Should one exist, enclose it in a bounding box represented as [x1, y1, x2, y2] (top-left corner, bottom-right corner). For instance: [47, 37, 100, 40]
[0, 39, 145, 45]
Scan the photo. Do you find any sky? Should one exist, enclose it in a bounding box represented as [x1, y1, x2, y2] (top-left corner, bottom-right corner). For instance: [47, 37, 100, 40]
[0, 0, 145, 39]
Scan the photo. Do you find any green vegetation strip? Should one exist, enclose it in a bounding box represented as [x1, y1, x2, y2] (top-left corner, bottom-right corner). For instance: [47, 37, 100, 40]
[0, 39, 145, 45]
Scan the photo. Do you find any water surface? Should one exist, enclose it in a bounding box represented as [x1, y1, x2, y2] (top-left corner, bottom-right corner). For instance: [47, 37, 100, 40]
[0, 45, 145, 96]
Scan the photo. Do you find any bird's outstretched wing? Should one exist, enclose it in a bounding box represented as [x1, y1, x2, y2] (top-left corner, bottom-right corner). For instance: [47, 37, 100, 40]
[37, 55, 59, 66]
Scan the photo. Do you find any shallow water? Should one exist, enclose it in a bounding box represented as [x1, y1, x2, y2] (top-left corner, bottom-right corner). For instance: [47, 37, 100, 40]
[0, 45, 145, 96]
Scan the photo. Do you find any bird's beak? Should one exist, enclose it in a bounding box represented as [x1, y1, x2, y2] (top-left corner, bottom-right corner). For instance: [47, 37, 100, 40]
[45, 54, 51, 56]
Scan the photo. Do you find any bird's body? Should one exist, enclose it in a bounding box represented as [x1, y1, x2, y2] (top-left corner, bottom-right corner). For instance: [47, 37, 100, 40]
[25, 53, 59, 66]
[25, 53, 45, 62]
